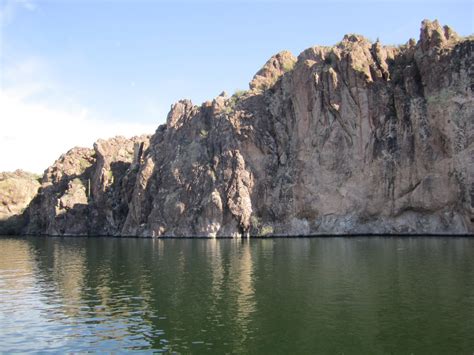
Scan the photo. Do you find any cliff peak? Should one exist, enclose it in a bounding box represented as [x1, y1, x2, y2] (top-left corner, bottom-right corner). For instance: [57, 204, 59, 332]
[166, 99, 195, 129]
[249, 50, 297, 91]
[418, 19, 460, 51]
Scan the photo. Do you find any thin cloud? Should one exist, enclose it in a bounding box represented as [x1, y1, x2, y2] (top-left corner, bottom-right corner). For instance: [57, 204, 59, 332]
[0, 81, 155, 174]
[0, 0, 36, 26]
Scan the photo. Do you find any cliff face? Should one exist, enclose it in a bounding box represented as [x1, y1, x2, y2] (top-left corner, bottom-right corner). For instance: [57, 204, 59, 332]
[0, 170, 40, 234]
[24, 136, 149, 235]
[9, 20, 474, 236]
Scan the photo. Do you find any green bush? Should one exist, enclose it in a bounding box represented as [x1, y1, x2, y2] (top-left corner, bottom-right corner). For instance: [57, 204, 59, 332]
[260, 225, 274, 236]
[250, 215, 261, 229]
[282, 61, 295, 72]
[233, 89, 247, 98]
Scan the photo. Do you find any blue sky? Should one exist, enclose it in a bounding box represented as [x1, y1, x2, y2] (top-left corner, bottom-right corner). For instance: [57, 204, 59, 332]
[0, 0, 473, 172]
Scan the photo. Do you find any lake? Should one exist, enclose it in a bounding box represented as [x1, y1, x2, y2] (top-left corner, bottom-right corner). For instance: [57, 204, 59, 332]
[0, 237, 473, 353]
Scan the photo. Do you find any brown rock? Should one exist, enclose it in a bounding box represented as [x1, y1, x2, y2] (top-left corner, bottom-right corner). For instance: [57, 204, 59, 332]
[250, 50, 297, 91]
[11, 19, 473, 236]
[0, 170, 40, 234]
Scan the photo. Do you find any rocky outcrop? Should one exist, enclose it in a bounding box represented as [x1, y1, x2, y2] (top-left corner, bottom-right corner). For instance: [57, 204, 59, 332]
[0, 170, 41, 234]
[25, 136, 149, 235]
[8, 20, 474, 236]
[250, 50, 297, 91]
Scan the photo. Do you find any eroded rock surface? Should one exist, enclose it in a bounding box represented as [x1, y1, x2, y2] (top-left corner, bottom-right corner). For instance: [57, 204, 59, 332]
[25, 136, 149, 235]
[9, 20, 474, 236]
[0, 170, 40, 234]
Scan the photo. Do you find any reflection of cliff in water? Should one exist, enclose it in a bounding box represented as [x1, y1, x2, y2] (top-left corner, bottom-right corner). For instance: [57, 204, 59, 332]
[2, 237, 473, 353]
[0, 239, 36, 299]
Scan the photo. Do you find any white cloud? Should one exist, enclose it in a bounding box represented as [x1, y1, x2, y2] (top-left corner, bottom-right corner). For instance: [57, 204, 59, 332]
[0, 53, 157, 173]
[0, 85, 156, 173]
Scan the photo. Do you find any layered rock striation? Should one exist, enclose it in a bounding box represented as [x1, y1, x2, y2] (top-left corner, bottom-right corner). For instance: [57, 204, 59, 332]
[3, 20, 473, 236]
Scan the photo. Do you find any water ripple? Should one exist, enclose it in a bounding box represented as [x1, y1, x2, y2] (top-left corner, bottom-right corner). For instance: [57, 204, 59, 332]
[1, 237, 474, 353]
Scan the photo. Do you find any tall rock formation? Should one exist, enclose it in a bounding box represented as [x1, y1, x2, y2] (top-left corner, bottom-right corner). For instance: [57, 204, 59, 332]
[3, 20, 472, 236]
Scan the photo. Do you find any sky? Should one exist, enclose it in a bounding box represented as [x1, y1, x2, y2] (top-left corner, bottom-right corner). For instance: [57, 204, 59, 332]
[0, 0, 473, 173]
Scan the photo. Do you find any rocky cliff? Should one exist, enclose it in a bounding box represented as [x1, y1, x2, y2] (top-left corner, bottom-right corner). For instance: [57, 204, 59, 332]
[24, 136, 150, 236]
[3, 20, 473, 236]
[0, 170, 41, 234]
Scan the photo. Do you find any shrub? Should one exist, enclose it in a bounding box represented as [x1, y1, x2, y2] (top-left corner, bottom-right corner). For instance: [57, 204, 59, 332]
[282, 61, 295, 72]
[250, 215, 261, 228]
[233, 89, 247, 98]
[260, 225, 274, 236]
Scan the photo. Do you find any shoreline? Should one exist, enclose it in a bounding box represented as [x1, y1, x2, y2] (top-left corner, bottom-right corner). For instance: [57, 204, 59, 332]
[1, 233, 473, 239]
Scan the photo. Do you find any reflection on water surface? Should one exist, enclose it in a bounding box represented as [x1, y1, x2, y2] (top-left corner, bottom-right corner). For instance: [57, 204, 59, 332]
[0, 237, 473, 353]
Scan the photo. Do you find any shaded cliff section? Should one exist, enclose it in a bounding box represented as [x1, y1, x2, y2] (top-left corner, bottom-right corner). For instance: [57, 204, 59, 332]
[3, 20, 473, 236]
[0, 171, 41, 234]
[23, 136, 150, 236]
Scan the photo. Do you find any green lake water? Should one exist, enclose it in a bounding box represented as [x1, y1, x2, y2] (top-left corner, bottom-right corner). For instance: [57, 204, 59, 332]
[0, 237, 473, 353]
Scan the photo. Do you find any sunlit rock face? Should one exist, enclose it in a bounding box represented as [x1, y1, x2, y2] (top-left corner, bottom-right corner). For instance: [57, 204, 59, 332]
[11, 20, 474, 236]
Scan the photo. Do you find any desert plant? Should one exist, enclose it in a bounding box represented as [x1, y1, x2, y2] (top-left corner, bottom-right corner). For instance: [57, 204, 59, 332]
[250, 215, 261, 229]
[260, 225, 274, 236]
[282, 60, 295, 72]
[233, 89, 247, 98]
